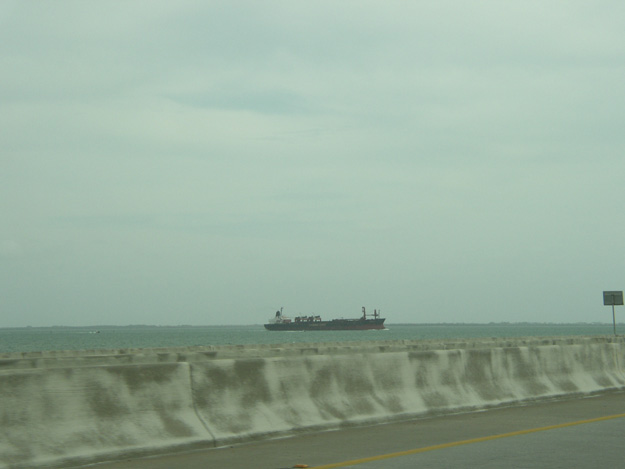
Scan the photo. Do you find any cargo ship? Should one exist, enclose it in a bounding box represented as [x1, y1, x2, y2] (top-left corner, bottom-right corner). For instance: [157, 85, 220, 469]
[264, 307, 386, 331]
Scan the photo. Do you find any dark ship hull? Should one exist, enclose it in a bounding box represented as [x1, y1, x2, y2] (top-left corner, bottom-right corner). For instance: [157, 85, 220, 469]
[264, 318, 385, 331]
[264, 307, 386, 331]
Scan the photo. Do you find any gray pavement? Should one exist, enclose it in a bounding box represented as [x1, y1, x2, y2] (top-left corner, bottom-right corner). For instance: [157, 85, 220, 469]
[341, 417, 625, 469]
[86, 391, 625, 469]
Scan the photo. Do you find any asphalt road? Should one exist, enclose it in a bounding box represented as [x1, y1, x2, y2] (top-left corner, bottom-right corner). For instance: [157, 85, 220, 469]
[86, 391, 625, 469]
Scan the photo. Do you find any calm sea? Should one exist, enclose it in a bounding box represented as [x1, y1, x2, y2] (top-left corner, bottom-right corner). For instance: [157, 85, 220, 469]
[0, 323, 620, 355]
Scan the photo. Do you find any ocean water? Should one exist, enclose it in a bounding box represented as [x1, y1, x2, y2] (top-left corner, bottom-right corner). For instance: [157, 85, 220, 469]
[0, 323, 620, 355]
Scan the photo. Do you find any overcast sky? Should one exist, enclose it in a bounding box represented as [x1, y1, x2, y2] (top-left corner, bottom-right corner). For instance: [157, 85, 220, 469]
[2, 1, 625, 327]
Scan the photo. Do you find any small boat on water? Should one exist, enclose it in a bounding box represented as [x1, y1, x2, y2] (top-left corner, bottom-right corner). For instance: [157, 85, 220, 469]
[264, 307, 386, 331]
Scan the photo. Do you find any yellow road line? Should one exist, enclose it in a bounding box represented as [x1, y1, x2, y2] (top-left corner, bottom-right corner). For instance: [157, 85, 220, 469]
[312, 412, 625, 468]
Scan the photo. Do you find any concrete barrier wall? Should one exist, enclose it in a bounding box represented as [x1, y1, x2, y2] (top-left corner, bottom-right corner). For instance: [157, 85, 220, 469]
[2, 336, 625, 468]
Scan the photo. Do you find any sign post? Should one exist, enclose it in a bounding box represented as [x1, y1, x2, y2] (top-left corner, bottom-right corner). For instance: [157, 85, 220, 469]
[603, 291, 623, 335]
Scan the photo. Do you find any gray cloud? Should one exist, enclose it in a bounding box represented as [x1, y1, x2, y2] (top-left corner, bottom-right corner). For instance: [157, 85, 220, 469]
[1, 1, 625, 326]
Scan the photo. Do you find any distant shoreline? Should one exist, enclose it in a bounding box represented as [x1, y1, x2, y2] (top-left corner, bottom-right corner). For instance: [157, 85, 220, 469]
[1, 322, 621, 331]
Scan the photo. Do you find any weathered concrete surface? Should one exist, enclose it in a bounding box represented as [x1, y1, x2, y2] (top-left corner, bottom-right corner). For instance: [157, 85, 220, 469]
[75, 389, 625, 469]
[1, 336, 625, 468]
